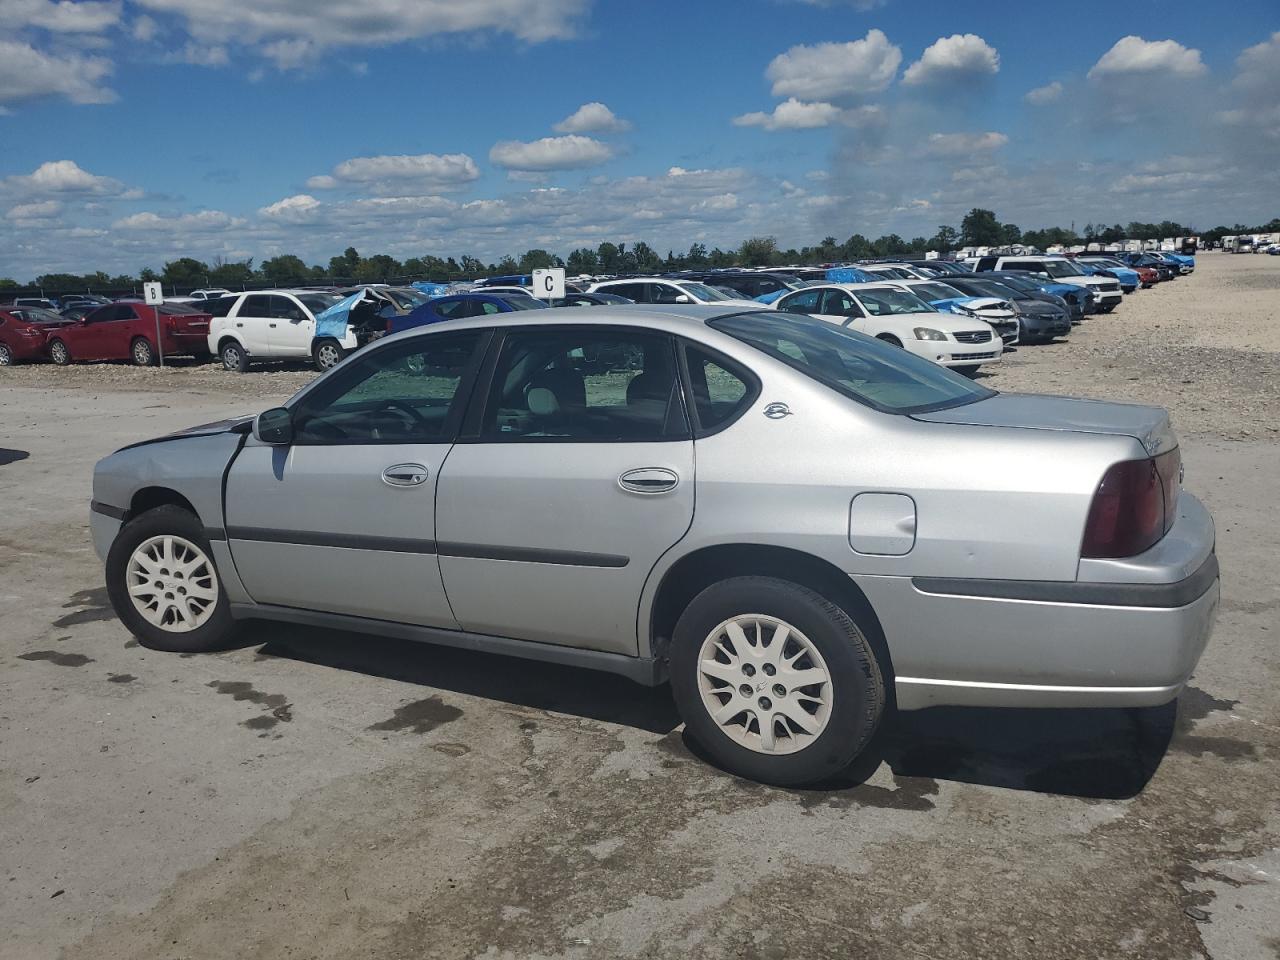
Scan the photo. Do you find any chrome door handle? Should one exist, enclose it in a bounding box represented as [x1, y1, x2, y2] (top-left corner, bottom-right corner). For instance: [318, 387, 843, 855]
[618, 467, 679, 494]
[382, 463, 429, 487]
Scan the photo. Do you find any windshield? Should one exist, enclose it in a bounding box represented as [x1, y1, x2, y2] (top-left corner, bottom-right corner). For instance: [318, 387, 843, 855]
[868, 267, 913, 279]
[384, 289, 425, 308]
[20, 307, 68, 323]
[157, 303, 202, 315]
[909, 282, 963, 301]
[1043, 260, 1084, 278]
[299, 293, 342, 314]
[993, 274, 1039, 293]
[677, 282, 732, 302]
[711, 312, 994, 415]
[854, 288, 935, 316]
[962, 279, 1019, 300]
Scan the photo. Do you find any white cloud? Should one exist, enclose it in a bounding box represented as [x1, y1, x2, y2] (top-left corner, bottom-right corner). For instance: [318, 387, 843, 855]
[130, 0, 591, 66]
[0, 39, 114, 106]
[903, 33, 999, 86]
[8, 159, 124, 193]
[1025, 81, 1063, 105]
[1088, 36, 1207, 80]
[164, 42, 229, 66]
[308, 152, 480, 194]
[733, 98, 842, 131]
[259, 194, 321, 222]
[924, 131, 1008, 157]
[554, 101, 631, 133]
[489, 135, 614, 171]
[112, 209, 244, 232]
[132, 14, 158, 41]
[1234, 32, 1280, 95]
[1, 0, 121, 32]
[765, 29, 901, 100]
[6, 199, 63, 220]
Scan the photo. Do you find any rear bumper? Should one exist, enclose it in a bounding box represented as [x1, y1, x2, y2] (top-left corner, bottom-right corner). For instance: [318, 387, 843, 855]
[856, 494, 1220, 710]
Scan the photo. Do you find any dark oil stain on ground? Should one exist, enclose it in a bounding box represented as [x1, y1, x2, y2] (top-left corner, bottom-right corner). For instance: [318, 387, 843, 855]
[53, 587, 114, 628]
[207, 681, 293, 733]
[1171, 686, 1256, 761]
[124, 640, 139, 648]
[367, 696, 462, 734]
[107, 673, 136, 684]
[19, 650, 95, 667]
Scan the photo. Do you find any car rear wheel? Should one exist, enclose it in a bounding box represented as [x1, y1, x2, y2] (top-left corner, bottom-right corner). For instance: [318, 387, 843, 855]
[48, 339, 71, 365]
[105, 505, 236, 653]
[0, 343, 13, 365]
[220, 340, 249, 373]
[669, 576, 884, 786]
[875, 334, 903, 348]
[312, 338, 345, 372]
[131, 337, 156, 366]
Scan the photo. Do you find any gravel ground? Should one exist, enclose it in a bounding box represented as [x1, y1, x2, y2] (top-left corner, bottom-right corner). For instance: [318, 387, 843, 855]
[0, 253, 1277, 960]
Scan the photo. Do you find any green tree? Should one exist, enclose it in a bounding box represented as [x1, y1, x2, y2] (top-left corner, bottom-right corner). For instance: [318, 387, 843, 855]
[842, 234, 873, 259]
[328, 246, 361, 279]
[999, 222, 1022, 245]
[930, 225, 959, 252]
[566, 247, 600, 274]
[517, 248, 559, 272]
[458, 255, 485, 277]
[597, 242, 623, 273]
[355, 254, 402, 282]
[631, 241, 662, 273]
[140, 267, 159, 282]
[871, 234, 905, 256]
[737, 236, 777, 266]
[685, 242, 709, 268]
[208, 257, 254, 288]
[260, 254, 309, 285]
[160, 257, 209, 290]
[0, 278, 18, 289]
[960, 208, 1002, 247]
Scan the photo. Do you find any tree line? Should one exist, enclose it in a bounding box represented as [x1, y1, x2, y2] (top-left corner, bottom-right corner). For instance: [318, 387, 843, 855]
[4, 209, 1275, 294]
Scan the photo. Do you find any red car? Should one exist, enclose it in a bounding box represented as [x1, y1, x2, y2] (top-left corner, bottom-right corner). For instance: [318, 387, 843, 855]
[0, 305, 78, 365]
[45, 302, 213, 366]
[1132, 265, 1159, 288]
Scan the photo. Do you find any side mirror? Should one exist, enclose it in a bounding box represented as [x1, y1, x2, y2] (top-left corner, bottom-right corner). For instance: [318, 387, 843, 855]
[253, 407, 294, 445]
[674, 294, 692, 304]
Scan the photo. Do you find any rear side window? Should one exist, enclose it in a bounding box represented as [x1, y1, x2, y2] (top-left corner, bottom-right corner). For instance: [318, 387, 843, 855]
[205, 296, 236, 317]
[683, 344, 758, 435]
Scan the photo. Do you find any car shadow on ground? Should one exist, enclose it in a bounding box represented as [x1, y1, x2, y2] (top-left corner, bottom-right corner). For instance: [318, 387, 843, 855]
[238, 622, 1176, 800]
[0, 448, 30, 466]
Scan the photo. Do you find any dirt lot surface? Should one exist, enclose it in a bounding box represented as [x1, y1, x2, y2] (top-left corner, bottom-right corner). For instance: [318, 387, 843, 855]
[1, 254, 1277, 959]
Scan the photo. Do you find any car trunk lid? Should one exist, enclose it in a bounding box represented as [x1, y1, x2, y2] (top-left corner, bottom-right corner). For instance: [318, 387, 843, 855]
[912, 393, 1176, 455]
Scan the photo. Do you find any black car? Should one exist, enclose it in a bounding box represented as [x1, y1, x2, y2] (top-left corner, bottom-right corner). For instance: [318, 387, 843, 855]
[983, 270, 1091, 323]
[674, 271, 797, 300]
[941, 275, 1071, 344]
[550, 292, 634, 307]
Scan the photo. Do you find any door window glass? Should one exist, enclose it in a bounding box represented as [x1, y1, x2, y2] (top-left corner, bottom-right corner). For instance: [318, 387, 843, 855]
[683, 345, 757, 433]
[271, 296, 307, 321]
[601, 283, 645, 302]
[778, 289, 821, 313]
[481, 329, 687, 441]
[241, 295, 273, 316]
[291, 332, 484, 444]
[819, 289, 862, 318]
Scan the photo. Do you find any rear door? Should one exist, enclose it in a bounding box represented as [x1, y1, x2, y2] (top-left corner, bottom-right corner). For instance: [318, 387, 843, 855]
[231, 295, 274, 354]
[224, 329, 488, 626]
[435, 325, 694, 655]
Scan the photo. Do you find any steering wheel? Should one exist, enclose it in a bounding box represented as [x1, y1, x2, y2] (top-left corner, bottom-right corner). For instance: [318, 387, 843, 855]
[372, 398, 431, 429]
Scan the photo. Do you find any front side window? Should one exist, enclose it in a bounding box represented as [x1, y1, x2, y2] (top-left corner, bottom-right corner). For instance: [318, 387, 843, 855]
[853, 288, 934, 316]
[778, 289, 821, 313]
[675, 282, 730, 302]
[710, 312, 994, 415]
[291, 331, 484, 444]
[600, 282, 646, 302]
[481, 328, 686, 442]
[271, 296, 308, 322]
[819, 289, 862, 318]
[1043, 260, 1084, 278]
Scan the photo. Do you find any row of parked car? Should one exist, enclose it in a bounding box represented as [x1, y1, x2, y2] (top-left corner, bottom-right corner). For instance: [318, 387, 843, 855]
[1, 249, 1192, 374]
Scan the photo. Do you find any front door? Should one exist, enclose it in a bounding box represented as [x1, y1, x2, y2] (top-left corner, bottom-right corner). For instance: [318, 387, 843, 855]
[224, 329, 488, 627]
[435, 325, 694, 655]
[268, 295, 315, 357]
[230, 295, 274, 355]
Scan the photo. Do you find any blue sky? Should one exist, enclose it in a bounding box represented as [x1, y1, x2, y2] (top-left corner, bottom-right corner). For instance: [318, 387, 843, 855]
[2, 0, 1278, 277]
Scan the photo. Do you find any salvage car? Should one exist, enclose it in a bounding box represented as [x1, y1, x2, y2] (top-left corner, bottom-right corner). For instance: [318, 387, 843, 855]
[0, 305, 77, 364]
[934, 275, 1071, 344]
[47, 302, 213, 366]
[90, 305, 1219, 786]
[774, 283, 1002, 375]
[587, 278, 762, 309]
[883, 279, 1019, 346]
[206, 290, 342, 372]
[390, 291, 548, 334]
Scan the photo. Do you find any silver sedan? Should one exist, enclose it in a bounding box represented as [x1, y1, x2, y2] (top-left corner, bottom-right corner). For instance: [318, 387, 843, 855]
[90, 305, 1219, 785]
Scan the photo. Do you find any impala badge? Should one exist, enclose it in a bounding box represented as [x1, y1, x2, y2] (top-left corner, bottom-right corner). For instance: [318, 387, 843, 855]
[763, 402, 792, 420]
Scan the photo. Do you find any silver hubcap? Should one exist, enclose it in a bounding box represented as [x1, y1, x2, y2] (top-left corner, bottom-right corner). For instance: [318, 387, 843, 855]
[697, 614, 832, 755]
[52, 343, 67, 362]
[126, 535, 219, 632]
[318, 344, 340, 367]
[223, 346, 239, 368]
[0, 346, 11, 364]
[134, 342, 150, 363]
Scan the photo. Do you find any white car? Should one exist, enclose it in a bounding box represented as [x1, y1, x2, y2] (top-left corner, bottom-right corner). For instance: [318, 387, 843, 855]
[774, 283, 1002, 374]
[884, 279, 1020, 346]
[968, 255, 1122, 313]
[587, 278, 764, 309]
[206, 289, 344, 372]
[189, 288, 232, 301]
[855, 264, 919, 280]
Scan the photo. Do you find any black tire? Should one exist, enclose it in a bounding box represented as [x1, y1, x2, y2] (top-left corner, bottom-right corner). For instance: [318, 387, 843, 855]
[105, 504, 236, 653]
[669, 576, 885, 786]
[875, 334, 903, 348]
[48, 339, 72, 365]
[0, 343, 13, 366]
[130, 337, 157, 367]
[312, 338, 345, 372]
[219, 339, 249, 373]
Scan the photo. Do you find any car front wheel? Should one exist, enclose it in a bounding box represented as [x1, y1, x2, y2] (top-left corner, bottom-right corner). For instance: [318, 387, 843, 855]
[312, 338, 345, 371]
[669, 576, 884, 786]
[0, 343, 13, 365]
[48, 339, 71, 365]
[105, 505, 236, 653]
[220, 340, 249, 373]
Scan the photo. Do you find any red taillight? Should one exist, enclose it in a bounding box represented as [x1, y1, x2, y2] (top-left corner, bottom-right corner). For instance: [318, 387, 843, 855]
[1082, 449, 1180, 558]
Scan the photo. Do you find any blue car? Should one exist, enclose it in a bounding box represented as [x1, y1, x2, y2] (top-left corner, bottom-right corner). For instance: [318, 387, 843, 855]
[390, 291, 547, 334]
[1161, 252, 1195, 272]
[1077, 261, 1140, 294]
[984, 271, 1091, 322]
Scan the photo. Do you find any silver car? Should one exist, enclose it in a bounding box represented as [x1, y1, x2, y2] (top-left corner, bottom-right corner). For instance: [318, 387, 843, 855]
[90, 305, 1219, 785]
